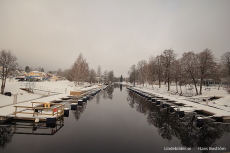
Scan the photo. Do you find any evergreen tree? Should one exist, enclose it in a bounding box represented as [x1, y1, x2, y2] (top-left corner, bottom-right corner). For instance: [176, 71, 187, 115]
[25, 66, 30, 73]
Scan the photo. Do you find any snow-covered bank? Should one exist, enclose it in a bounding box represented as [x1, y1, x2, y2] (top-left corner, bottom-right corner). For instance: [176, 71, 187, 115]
[129, 83, 229, 107]
[0, 80, 74, 107]
[129, 86, 230, 117]
[0, 80, 102, 117]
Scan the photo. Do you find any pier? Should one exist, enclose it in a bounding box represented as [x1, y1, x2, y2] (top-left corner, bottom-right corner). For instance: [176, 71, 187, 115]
[127, 86, 230, 123]
[0, 85, 106, 123]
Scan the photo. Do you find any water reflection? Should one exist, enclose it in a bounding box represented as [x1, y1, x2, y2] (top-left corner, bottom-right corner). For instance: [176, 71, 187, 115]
[96, 94, 100, 104]
[72, 103, 87, 120]
[127, 90, 230, 151]
[11, 118, 64, 135]
[102, 85, 114, 100]
[0, 117, 64, 148]
[71, 86, 115, 121]
[0, 125, 13, 149]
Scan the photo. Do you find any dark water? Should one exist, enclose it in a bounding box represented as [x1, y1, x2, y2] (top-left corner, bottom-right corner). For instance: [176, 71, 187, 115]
[1, 84, 230, 153]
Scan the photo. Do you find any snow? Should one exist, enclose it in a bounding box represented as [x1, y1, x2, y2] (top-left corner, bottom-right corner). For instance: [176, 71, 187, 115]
[0, 79, 101, 117]
[130, 84, 230, 117]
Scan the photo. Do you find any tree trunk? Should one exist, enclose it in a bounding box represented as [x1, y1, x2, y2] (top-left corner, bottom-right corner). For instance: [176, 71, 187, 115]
[1, 78, 6, 94]
[167, 75, 170, 91]
[176, 81, 178, 93]
[179, 84, 182, 95]
[192, 78, 198, 95]
[218, 82, 221, 90]
[199, 79, 203, 95]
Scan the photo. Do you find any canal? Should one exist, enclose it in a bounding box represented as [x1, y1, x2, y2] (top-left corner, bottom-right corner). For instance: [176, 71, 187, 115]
[0, 84, 230, 153]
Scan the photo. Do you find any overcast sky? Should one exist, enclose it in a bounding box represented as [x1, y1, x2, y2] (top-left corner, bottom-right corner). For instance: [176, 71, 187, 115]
[0, 0, 230, 77]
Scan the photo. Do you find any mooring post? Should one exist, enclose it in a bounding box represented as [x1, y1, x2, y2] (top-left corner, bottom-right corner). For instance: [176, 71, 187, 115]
[206, 98, 209, 106]
[48, 91, 50, 96]
[65, 88, 67, 94]
[13, 94, 17, 104]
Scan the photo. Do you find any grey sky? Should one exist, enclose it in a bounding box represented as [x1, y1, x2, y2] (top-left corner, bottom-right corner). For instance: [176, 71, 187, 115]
[0, 0, 230, 77]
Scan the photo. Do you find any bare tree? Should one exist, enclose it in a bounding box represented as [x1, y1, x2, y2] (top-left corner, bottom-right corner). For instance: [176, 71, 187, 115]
[88, 69, 96, 84]
[181, 51, 199, 95]
[0, 50, 17, 94]
[171, 59, 180, 93]
[57, 68, 62, 76]
[97, 65, 102, 83]
[212, 62, 223, 90]
[62, 69, 72, 80]
[70, 53, 89, 86]
[137, 60, 147, 86]
[162, 49, 177, 91]
[221, 52, 230, 78]
[102, 70, 108, 83]
[147, 56, 156, 88]
[155, 55, 164, 88]
[108, 70, 114, 83]
[197, 48, 216, 94]
[128, 64, 138, 85]
[143, 61, 149, 87]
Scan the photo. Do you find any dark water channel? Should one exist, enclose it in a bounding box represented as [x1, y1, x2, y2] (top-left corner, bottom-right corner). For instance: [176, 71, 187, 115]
[1, 84, 230, 153]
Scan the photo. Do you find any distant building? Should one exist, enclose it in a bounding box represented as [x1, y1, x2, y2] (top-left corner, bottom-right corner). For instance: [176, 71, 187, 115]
[28, 71, 46, 77]
[27, 71, 46, 81]
[50, 76, 59, 81]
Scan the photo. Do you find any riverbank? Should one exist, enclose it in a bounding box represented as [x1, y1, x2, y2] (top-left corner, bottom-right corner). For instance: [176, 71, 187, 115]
[127, 85, 230, 118]
[120, 82, 230, 112]
[0, 80, 102, 119]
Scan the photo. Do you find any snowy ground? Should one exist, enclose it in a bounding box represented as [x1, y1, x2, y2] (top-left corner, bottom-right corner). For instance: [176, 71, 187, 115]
[0, 79, 100, 117]
[0, 80, 75, 107]
[122, 82, 230, 116]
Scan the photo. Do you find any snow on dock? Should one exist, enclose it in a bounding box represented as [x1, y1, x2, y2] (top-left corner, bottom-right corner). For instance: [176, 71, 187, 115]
[129, 86, 230, 118]
[0, 81, 104, 122]
[0, 94, 67, 118]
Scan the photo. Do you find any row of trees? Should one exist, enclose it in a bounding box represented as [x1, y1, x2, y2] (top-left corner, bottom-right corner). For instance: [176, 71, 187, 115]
[128, 48, 229, 95]
[67, 53, 115, 86]
[0, 50, 117, 94]
[24, 66, 44, 73]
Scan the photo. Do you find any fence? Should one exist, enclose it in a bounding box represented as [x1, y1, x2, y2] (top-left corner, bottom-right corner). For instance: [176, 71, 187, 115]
[33, 85, 65, 94]
[13, 102, 64, 118]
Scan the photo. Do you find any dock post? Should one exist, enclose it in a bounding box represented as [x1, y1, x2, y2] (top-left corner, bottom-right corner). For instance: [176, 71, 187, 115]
[206, 98, 209, 106]
[14, 107, 17, 116]
[13, 94, 17, 104]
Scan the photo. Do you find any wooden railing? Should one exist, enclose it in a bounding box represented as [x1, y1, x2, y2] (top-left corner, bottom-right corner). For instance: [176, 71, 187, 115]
[14, 102, 64, 118]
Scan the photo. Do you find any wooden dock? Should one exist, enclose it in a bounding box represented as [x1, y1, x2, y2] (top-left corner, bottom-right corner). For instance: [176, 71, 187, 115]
[9, 102, 65, 121]
[127, 86, 230, 123]
[0, 85, 105, 123]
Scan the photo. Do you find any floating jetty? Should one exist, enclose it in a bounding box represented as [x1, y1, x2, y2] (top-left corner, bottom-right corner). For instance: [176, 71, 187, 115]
[127, 86, 230, 123]
[0, 85, 105, 124]
[10, 102, 65, 121]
